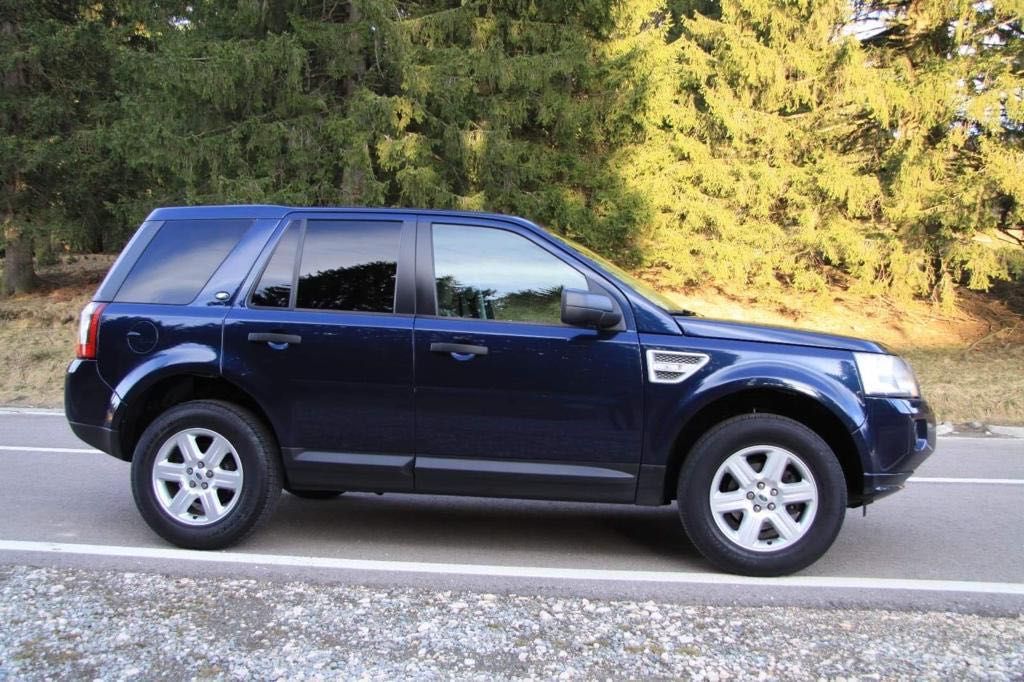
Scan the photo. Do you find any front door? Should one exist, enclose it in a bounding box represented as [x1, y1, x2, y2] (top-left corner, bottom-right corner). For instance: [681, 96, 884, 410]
[223, 213, 417, 492]
[413, 218, 644, 502]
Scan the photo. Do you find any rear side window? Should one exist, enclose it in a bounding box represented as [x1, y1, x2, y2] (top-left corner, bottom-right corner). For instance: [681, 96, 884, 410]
[294, 220, 402, 313]
[249, 219, 403, 313]
[115, 219, 252, 304]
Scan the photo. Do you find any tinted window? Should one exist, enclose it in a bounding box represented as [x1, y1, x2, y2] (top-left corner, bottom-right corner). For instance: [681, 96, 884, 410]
[295, 220, 402, 312]
[251, 222, 300, 308]
[116, 219, 252, 304]
[433, 224, 587, 324]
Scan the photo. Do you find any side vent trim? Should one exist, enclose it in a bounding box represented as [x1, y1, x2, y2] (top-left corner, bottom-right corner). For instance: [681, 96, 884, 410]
[645, 349, 710, 385]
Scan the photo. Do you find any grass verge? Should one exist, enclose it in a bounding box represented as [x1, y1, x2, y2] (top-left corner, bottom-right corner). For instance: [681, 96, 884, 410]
[0, 256, 113, 407]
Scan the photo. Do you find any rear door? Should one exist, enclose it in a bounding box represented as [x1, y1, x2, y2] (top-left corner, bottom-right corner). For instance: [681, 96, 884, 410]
[412, 217, 645, 502]
[223, 212, 417, 492]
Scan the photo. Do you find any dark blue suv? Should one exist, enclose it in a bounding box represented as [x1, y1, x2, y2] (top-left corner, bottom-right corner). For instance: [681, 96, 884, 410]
[65, 206, 936, 575]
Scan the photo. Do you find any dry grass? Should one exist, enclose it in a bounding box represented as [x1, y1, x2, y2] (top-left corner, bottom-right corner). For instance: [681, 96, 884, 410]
[2, 255, 1022, 424]
[0, 255, 115, 407]
[902, 345, 1024, 425]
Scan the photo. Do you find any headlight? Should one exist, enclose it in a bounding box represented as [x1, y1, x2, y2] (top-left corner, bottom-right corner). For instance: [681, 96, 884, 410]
[853, 353, 920, 398]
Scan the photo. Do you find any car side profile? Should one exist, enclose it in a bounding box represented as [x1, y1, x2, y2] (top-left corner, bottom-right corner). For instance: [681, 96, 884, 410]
[65, 206, 936, 576]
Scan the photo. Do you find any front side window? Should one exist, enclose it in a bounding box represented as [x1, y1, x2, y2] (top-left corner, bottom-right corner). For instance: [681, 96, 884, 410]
[295, 220, 402, 313]
[116, 219, 252, 305]
[432, 224, 587, 325]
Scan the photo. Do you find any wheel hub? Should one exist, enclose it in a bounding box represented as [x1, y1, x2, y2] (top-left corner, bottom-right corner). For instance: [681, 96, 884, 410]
[151, 428, 244, 527]
[708, 445, 819, 553]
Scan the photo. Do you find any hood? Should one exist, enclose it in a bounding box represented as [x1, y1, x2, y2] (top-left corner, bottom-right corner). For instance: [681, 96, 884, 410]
[675, 317, 888, 353]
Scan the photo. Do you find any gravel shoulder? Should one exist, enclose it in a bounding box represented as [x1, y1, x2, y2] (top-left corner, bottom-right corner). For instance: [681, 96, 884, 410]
[1, 565, 1021, 680]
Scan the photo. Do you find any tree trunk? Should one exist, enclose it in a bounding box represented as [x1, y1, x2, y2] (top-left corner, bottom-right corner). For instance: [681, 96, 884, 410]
[2, 221, 39, 296]
[339, 2, 368, 203]
[342, 2, 365, 97]
[2, 19, 37, 295]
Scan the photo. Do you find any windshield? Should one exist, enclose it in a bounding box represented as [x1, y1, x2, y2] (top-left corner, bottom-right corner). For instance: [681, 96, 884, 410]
[548, 232, 694, 315]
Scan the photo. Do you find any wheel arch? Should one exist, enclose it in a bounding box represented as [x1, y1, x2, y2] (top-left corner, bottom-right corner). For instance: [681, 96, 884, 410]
[661, 387, 864, 506]
[114, 373, 281, 464]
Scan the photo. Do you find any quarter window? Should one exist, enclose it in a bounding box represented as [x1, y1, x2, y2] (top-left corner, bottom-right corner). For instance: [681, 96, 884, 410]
[115, 219, 252, 305]
[432, 224, 587, 325]
[251, 222, 300, 308]
[295, 220, 402, 313]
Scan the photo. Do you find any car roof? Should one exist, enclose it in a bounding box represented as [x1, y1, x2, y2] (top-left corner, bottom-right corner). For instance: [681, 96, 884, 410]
[145, 204, 537, 226]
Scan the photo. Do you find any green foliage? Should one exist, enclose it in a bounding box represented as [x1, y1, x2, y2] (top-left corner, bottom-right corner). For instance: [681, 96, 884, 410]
[107, 1, 651, 263]
[619, 0, 1024, 303]
[0, 1, 127, 256]
[2, 0, 1022, 303]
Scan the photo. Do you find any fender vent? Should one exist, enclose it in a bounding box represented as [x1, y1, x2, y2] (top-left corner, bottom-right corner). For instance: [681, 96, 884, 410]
[646, 350, 709, 384]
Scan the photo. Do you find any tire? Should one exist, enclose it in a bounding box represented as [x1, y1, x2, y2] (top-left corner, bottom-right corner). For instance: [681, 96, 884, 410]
[677, 414, 847, 576]
[131, 400, 283, 550]
[286, 488, 345, 500]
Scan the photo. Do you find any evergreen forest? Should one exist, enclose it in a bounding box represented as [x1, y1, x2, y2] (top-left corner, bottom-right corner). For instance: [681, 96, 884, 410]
[2, 0, 1023, 304]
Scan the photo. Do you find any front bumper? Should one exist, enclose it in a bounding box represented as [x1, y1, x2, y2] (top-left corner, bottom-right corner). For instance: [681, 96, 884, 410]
[853, 396, 936, 505]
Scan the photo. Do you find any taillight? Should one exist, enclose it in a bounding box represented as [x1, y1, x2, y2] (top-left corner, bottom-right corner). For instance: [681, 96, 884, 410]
[76, 302, 107, 359]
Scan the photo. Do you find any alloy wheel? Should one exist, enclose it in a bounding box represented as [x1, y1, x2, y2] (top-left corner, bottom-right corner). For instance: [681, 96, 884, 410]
[150, 428, 244, 526]
[708, 445, 818, 552]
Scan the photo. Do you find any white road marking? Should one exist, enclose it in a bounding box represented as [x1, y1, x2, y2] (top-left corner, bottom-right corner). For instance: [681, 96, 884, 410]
[0, 539, 1021, 595]
[0, 408, 66, 416]
[939, 436, 1024, 443]
[0, 445, 99, 454]
[908, 477, 1024, 485]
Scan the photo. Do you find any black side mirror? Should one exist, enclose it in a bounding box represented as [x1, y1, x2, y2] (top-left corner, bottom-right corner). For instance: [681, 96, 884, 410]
[561, 288, 622, 329]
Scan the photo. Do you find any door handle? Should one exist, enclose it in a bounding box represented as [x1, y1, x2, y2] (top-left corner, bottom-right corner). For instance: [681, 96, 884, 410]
[430, 342, 488, 356]
[248, 332, 302, 345]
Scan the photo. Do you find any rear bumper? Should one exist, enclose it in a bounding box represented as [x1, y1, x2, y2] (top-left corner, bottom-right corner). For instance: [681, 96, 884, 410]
[68, 421, 119, 455]
[64, 359, 125, 460]
[853, 397, 936, 505]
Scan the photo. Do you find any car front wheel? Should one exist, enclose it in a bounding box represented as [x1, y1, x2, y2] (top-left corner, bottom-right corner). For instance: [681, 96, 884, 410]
[131, 400, 282, 549]
[677, 414, 847, 576]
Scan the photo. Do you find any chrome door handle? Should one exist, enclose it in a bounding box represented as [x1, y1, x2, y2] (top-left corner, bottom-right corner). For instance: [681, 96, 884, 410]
[430, 342, 488, 356]
[248, 332, 302, 345]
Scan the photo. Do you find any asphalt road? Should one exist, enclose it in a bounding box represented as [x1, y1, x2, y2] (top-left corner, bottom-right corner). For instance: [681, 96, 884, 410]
[1, 409, 1022, 613]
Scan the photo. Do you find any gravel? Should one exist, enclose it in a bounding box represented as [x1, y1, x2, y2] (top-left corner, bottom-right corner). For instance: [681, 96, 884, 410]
[0, 565, 1021, 680]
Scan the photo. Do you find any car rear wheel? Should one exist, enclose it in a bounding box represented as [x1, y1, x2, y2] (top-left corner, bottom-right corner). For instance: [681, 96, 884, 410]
[677, 414, 847, 576]
[131, 400, 282, 549]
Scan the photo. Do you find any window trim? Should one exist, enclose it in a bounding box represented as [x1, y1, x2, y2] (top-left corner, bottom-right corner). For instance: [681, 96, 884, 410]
[417, 218, 627, 329]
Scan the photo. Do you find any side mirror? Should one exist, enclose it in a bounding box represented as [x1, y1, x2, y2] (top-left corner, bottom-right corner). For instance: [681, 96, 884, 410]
[561, 288, 622, 329]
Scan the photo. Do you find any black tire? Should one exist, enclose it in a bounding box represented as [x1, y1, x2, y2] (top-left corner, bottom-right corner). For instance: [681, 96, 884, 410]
[677, 414, 847, 576]
[131, 400, 283, 550]
[286, 488, 345, 500]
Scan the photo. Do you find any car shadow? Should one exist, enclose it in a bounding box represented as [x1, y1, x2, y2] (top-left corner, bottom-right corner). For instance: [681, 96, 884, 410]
[254, 492, 702, 566]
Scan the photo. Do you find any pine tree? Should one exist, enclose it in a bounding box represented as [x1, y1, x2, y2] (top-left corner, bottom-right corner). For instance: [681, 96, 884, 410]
[383, 1, 650, 258]
[612, 0, 1022, 303]
[0, 1, 122, 294]
[97, 0, 1024, 303]
[112, 1, 652, 260]
[855, 0, 1024, 299]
